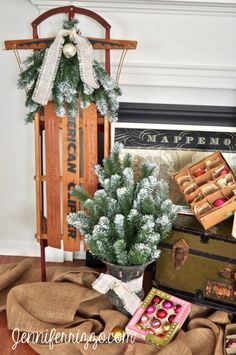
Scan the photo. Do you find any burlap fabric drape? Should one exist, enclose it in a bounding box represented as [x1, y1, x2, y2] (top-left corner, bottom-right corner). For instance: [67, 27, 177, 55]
[0, 259, 233, 354]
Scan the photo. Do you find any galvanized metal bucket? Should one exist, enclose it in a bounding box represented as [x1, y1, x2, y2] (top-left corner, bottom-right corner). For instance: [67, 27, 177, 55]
[103, 261, 151, 316]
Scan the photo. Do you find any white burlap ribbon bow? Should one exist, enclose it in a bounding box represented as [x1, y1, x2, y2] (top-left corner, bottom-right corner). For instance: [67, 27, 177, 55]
[32, 27, 99, 106]
[92, 273, 143, 315]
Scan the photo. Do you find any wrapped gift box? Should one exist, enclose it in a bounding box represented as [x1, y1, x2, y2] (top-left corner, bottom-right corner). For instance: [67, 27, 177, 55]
[125, 288, 191, 348]
[225, 324, 236, 355]
[174, 151, 236, 229]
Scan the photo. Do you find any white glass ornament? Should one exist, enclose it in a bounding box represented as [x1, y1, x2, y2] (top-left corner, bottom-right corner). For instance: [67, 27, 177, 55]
[62, 43, 77, 58]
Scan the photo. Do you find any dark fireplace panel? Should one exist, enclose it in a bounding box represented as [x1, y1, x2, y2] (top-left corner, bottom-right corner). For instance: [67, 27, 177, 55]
[118, 102, 236, 127]
[114, 103, 236, 206]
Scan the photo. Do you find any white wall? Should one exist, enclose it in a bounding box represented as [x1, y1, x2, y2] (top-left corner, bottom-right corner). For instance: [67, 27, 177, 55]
[32, 0, 236, 105]
[1, 0, 236, 257]
[0, 0, 39, 256]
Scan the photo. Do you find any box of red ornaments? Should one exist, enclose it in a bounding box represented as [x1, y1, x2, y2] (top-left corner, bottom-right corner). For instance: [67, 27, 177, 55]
[125, 288, 191, 348]
[225, 324, 236, 355]
[174, 151, 236, 229]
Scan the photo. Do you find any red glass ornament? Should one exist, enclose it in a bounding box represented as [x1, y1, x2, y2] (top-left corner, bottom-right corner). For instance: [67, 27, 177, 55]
[174, 304, 182, 314]
[162, 300, 173, 310]
[220, 168, 229, 176]
[152, 295, 162, 304]
[169, 314, 176, 323]
[150, 318, 161, 329]
[156, 309, 168, 319]
[194, 169, 205, 177]
[145, 305, 155, 315]
[213, 198, 226, 207]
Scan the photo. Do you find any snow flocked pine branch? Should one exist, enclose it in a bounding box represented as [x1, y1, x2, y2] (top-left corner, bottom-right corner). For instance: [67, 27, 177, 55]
[17, 19, 121, 124]
[67, 143, 178, 265]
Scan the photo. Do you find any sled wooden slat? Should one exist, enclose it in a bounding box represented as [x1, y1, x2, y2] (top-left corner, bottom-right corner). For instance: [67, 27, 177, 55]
[62, 115, 81, 251]
[34, 113, 42, 241]
[83, 103, 98, 195]
[44, 102, 61, 248]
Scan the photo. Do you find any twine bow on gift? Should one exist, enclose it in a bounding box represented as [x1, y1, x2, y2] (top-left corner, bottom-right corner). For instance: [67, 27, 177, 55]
[32, 27, 99, 106]
[92, 273, 143, 315]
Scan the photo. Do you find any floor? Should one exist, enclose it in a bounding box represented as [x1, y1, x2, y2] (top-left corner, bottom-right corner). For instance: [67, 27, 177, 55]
[0, 255, 153, 354]
[0, 256, 85, 355]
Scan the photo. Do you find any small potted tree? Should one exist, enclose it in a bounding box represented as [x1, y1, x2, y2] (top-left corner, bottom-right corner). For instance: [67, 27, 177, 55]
[67, 143, 177, 313]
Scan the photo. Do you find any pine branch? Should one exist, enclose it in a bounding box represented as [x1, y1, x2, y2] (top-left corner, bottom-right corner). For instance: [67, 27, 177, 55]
[138, 162, 156, 181]
[140, 196, 156, 215]
[114, 239, 128, 265]
[70, 186, 89, 203]
[123, 153, 132, 168]
[63, 19, 79, 30]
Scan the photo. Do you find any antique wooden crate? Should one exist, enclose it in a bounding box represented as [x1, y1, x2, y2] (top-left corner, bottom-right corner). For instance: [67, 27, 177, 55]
[174, 151, 236, 230]
[155, 215, 236, 313]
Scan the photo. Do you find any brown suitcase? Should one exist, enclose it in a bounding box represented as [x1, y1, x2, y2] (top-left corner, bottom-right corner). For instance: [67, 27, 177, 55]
[155, 215, 236, 313]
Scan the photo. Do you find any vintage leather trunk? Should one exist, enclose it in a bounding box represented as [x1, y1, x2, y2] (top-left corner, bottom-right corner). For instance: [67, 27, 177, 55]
[155, 215, 236, 313]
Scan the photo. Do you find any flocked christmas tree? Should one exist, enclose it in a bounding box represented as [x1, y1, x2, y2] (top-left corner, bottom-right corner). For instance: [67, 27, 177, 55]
[67, 143, 178, 265]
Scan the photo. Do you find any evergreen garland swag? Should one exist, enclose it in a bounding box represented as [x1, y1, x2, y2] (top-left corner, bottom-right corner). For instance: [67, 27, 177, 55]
[67, 143, 178, 266]
[18, 19, 122, 123]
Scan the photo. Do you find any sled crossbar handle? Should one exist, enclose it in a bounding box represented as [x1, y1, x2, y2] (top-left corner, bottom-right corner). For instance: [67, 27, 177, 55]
[4, 37, 137, 51]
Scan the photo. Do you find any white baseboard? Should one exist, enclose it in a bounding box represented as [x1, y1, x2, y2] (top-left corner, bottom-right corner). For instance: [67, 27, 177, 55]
[45, 245, 64, 262]
[73, 240, 86, 259]
[0, 240, 86, 261]
[73, 250, 86, 259]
